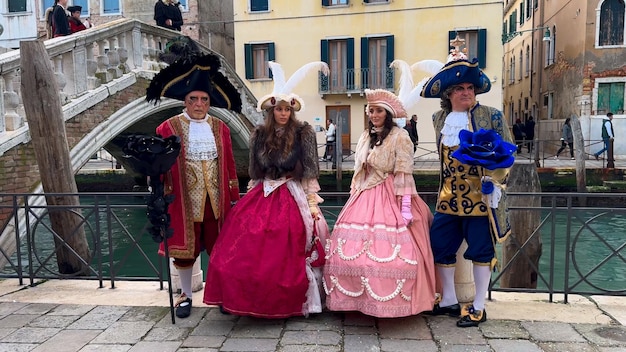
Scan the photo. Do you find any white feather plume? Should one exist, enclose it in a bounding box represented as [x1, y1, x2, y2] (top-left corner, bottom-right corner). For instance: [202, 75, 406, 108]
[411, 60, 445, 75]
[281, 61, 330, 95]
[267, 61, 286, 94]
[389, 59, 413, 106]
[403, 77, 430, 111]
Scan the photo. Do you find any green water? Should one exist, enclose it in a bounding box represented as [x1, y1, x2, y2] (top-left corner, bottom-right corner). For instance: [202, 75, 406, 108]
[4, 194, 626, 294]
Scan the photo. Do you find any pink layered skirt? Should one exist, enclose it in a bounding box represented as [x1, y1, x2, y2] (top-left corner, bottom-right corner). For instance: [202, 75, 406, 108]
[323, 176, 436, 317]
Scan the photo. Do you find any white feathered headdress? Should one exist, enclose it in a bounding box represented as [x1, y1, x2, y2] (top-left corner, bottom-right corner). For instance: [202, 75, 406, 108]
[256, 61, 330, 112]
[389, 59, 437, 114]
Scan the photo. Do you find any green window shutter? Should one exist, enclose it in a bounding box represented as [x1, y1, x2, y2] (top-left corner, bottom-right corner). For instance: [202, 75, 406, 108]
[360, 37, 369, 89]
[610, 83, 625, 113]
[268, 42, 275, 79]
[477, 29, 487, 68]
[320, 40, 329, 91]
[386, 35, 394, 89]
[448, 30, 456, 51]
[347, 38, 355, 90]
[244, 44, 253, 79]
[322, 0, 329, 6]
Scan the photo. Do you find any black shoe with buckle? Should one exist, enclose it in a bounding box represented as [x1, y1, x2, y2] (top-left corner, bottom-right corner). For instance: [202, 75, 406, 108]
[456, 305, 487, 327]
[175, 295, 192, 318]
[425, 303, 461, 317]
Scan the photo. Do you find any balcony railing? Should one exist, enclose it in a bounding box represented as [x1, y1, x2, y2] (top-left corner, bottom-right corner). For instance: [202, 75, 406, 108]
[319, 67, 394, 95]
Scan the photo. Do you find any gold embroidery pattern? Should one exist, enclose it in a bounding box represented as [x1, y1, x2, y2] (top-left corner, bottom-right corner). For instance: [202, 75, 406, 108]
[437, 145, 488, 216]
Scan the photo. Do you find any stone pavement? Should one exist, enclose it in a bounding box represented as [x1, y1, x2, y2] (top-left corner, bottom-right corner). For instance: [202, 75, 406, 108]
[0, 280, 625, 352]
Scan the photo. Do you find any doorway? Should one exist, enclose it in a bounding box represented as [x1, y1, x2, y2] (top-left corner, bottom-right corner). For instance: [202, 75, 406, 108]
[326, 105, 351, 156]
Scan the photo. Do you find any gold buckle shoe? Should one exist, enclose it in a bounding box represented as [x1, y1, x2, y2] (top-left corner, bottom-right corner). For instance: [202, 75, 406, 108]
[456, 304, 486, 327]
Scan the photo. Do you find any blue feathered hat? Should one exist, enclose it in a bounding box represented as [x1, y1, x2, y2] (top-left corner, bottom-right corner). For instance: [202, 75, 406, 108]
[420, 58, 491, 99]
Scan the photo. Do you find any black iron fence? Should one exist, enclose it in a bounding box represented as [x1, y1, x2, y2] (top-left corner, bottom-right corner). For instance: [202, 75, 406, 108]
[0, 191, 625, 303]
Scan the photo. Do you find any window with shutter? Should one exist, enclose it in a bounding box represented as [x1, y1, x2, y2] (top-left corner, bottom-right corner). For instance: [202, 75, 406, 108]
[361, 36, 394, 90]
[598, 82, 625, 114]
[448, 30, 487, 68]
[250, 0, 269, 12]
[322, 38, 354, 92]
[244, 42, 275, 80]
[8, 0, 27, 12]
[598, 0, 625, 46]
[102, 0, 120, 15]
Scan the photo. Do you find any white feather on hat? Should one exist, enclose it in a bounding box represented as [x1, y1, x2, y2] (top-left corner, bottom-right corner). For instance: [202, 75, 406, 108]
[256, 61, 330, 112]
[389, 59, 431, 112]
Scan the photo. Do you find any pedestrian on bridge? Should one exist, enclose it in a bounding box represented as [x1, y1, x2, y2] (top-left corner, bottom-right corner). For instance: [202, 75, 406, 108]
[146, 52, 242, 319]
[154, 0, 183, 31]
[51, 0, 70, 37]
[68, 6, 91, 34]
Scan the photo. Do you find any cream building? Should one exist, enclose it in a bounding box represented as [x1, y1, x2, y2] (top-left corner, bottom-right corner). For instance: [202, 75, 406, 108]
[234, 0, 504, 159]
[503, 0, 626, 158]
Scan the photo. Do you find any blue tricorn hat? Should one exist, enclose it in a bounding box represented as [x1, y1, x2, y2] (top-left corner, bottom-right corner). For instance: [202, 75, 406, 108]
[420, 58, 491, 99]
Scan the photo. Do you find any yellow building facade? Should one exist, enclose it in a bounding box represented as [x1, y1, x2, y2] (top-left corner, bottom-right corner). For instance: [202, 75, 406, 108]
[234, 0, 503, 158]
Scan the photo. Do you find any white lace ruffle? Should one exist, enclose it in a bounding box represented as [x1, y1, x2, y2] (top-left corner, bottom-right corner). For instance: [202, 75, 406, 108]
[184, 111, 218, 161]
[441, 111, 469, 147]
[481, 176, 503, 208]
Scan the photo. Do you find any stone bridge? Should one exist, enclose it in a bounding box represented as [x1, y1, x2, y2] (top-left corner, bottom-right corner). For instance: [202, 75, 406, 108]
[0, 18, 261, 227]
[0, 19, 262, 262]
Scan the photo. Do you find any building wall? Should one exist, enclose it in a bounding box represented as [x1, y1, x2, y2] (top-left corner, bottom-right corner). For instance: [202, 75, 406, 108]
[234, 0, 503, 156]
[198, 0, 235, 66]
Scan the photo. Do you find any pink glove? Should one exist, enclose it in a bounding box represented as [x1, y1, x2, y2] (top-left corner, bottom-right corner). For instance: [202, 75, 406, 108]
[401, 195, 412, 225]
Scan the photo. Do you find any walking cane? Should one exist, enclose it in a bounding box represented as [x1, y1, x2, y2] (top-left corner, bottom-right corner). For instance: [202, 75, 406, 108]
[148, 176, 177, 324]
[162, 238, 176, 324]
[123, 134, 181, 324]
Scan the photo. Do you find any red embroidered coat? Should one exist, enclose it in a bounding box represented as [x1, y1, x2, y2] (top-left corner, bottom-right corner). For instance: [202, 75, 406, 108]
[156, 114, 240, 259]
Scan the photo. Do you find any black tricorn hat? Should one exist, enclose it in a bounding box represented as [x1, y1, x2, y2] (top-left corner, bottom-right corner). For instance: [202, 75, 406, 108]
[67, 5, 82, 13]
[146, 52, 242, 113]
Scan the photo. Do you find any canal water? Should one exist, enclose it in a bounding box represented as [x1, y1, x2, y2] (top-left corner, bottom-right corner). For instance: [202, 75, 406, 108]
[3, 193, 625, 294]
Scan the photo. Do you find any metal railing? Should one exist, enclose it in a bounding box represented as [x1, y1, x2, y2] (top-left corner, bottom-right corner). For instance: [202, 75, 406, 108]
[0, 191, 625, 303]
[318, 67, 394, 95]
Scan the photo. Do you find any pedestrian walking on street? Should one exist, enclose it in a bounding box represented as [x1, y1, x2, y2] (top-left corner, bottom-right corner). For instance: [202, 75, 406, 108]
[594, 112, 615, 160]
[556, 118, 574, 159]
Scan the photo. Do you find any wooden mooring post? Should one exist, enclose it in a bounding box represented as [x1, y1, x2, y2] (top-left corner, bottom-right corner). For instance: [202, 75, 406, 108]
[501, 163, 542, 288]
[20, 41, 91, 274]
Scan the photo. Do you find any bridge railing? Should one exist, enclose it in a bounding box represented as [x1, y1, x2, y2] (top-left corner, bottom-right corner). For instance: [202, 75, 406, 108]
[0, 191, 625, 302]
[0, 18, 184, 152]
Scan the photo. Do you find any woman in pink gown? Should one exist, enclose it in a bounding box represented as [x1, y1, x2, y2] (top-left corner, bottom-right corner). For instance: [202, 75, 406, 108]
[323, 89, 436, 318]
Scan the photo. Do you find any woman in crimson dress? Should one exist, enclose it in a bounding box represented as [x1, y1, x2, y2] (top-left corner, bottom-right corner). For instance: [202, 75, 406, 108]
[204, 62, 330, 318]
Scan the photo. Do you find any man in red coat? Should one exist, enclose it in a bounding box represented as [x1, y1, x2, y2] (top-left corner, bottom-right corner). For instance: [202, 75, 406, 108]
[146, 53, 241, 318]
[67, 6, 90, 34]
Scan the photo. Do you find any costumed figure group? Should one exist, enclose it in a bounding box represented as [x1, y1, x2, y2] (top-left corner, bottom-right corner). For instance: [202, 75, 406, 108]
[145, 36, 514, 328]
